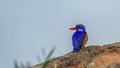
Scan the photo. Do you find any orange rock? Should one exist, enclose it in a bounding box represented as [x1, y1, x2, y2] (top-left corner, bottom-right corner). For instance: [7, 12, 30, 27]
[87, 52, 120, 68]
[31, 42, 120, 68]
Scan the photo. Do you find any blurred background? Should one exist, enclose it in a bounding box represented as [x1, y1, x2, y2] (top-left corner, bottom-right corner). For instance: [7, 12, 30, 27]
[0, 0, 120, 68]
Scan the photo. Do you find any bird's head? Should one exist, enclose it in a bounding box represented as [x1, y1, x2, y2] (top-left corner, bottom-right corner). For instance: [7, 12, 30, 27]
[70, 24, 86, 32]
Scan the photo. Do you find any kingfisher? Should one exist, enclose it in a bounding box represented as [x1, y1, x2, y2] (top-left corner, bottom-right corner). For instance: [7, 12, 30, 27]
[70, 24, 88, 52]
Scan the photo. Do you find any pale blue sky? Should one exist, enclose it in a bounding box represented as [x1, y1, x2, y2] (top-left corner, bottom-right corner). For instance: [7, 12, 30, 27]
[0, 0, 120, 68]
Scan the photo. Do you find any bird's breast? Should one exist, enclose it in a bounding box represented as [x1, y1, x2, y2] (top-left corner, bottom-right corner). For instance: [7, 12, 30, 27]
[83, 32, 88, 47]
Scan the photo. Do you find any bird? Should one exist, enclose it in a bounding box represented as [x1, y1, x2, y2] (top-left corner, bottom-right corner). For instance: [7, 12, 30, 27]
[70, 24, 88, 52]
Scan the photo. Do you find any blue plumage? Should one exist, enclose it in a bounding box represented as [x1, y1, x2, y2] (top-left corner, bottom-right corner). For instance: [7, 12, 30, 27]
[72, 31, 86, 51]
[70, 24, 88, 52]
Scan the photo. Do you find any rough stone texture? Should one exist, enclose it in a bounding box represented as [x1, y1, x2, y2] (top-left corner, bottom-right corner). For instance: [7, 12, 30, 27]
[31, 42, 120, 68]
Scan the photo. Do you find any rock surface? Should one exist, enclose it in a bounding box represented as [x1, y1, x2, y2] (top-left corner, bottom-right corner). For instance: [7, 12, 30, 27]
[31, 42, 120, 68]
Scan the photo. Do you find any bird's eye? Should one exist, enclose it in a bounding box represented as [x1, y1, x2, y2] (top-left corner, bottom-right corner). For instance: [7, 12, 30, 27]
[75, 26, 79, 28]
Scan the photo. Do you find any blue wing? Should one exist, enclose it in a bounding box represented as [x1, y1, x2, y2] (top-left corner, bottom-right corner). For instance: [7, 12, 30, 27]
[72, 31, 86, 51]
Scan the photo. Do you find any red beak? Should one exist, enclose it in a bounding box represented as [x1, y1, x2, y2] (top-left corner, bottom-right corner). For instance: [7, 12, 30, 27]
[69, 28, 79, 30]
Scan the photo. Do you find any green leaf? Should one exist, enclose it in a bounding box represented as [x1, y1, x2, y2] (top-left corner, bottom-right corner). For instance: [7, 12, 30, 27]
[42, 47, 55, 68]
[45, 47, 55, 61]
[20, 63, 26, 68]
[14, 60, 19, 68]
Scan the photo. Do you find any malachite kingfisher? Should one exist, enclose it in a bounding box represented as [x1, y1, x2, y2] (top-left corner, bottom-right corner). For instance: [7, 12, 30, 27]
[70, 24, 88, 52]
